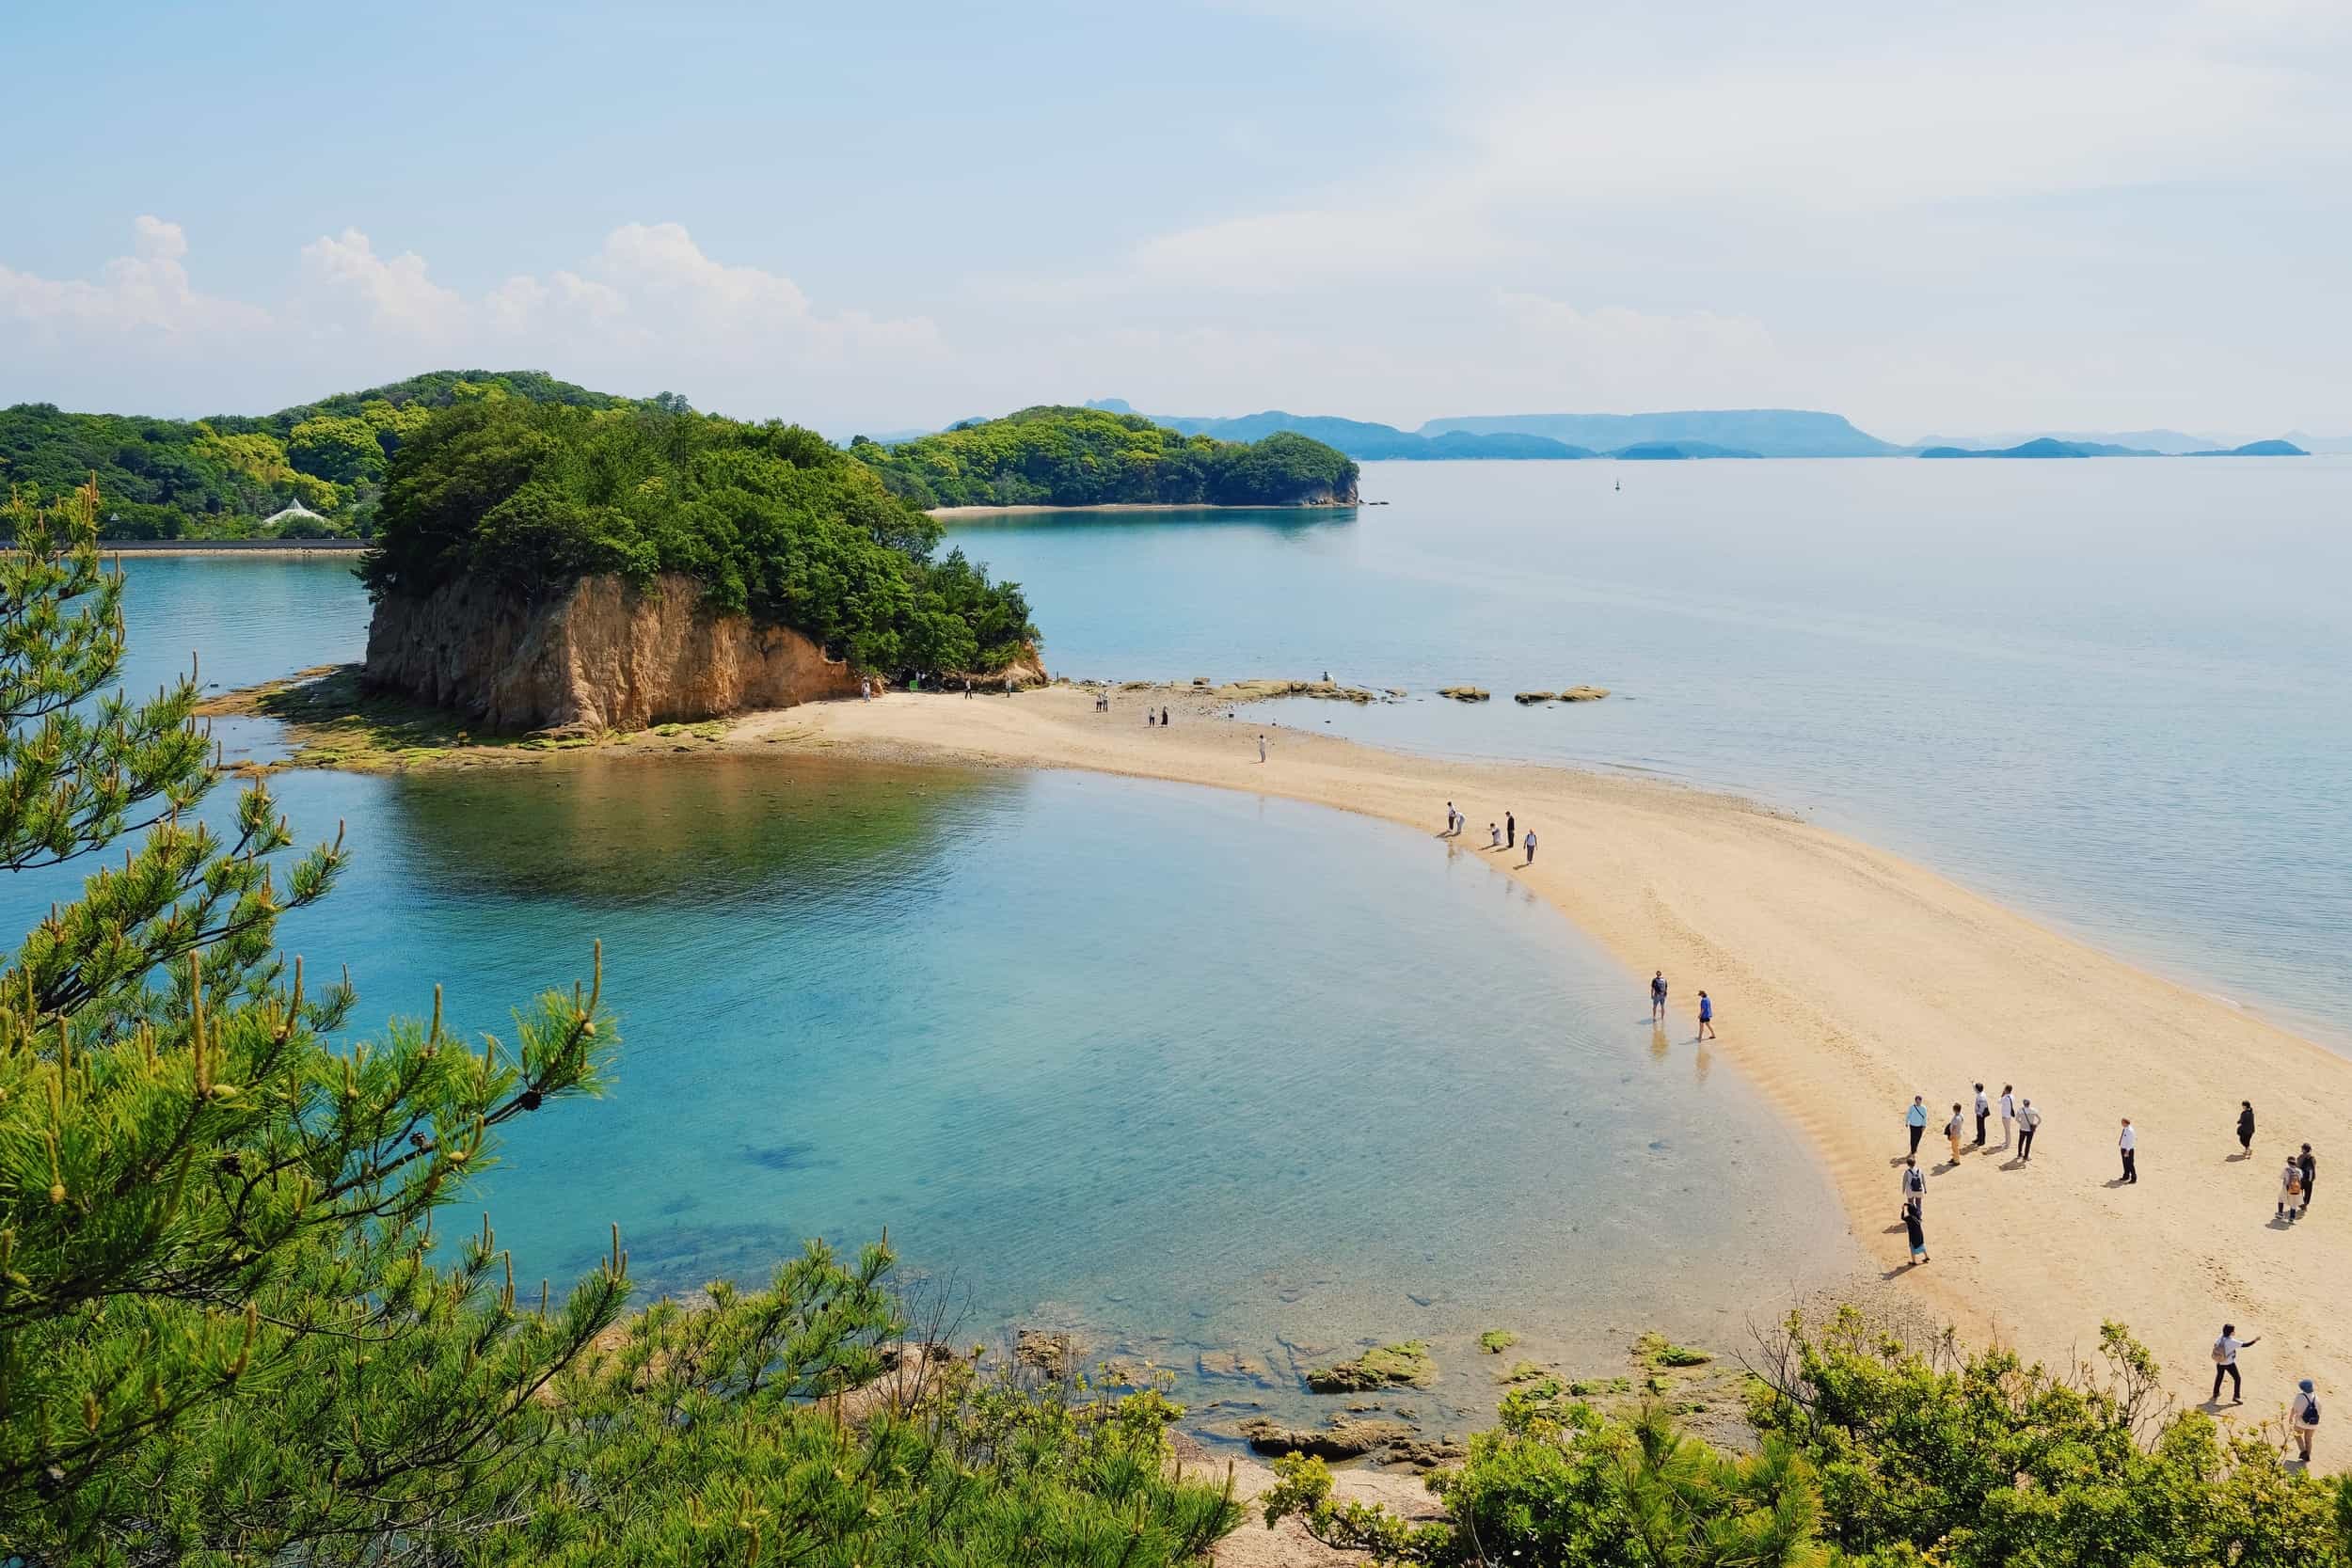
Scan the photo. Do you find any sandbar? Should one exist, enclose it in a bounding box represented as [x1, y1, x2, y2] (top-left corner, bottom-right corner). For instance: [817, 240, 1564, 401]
[757, 684, 2350, 1431]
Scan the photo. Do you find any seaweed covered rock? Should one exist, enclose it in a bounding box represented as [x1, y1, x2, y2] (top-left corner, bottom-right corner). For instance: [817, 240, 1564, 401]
[1305, 1340, 1437, 1393]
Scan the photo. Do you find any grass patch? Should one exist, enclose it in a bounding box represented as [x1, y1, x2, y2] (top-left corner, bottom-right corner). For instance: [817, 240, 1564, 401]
[1477, 1330, 1518, 1354]
[1305, 1340, 1436, 1394]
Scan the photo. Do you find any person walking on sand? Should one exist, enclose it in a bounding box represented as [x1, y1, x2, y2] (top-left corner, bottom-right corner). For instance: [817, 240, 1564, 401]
[1523, 829, 1537, 866]
[1257, 733, 1267, 763]
[2119, 1118, 2137, 1184]
[1506, 811, 1516, 849]
[1974, 1084, 1991, 1148]
[1696, 990, 1716, 1040]
[2299, 1144, 2316, 1210]
[1900, 1155, 1926, 1214]
[2018, 1098, 2041, 1162]
[1946, 1103, 1965, 1163]
[1999, 1085, 2016, 1149]
[2238, 1101, 2256, 1156]
[2279, 1153, 2304, 1221]
[2211, 1324, 2259, 1404]
[1904, 1196, 1928, 1265]
[1651, 971, 1669, 1022]
[1906, 1095, 1929, 1156]
[2291, 1380, 2320, 1465]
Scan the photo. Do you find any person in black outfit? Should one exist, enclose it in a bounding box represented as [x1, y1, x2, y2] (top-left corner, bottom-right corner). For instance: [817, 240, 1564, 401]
[2301, 1145, 2316, 1209]
[2238, 1101, 2256, 1156]
[1506, 811, 1516, 848]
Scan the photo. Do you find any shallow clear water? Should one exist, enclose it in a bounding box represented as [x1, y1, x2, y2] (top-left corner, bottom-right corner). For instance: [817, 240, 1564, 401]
[949, 458, 2352, 1045]
[8, 555, 1851, 1428]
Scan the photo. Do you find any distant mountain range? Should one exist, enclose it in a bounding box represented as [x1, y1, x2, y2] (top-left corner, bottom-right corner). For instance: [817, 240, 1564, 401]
[1918, 436, 2307, 459]
[1415, 408, 1902, 457]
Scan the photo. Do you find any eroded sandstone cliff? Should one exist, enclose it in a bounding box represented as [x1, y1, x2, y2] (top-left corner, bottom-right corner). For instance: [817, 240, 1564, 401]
[363, 572, 866, 734]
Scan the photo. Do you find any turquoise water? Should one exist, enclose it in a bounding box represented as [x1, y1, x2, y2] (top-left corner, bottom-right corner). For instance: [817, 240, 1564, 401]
[8, 555, 1851, 1429]
[949, 458, 2352, 1045]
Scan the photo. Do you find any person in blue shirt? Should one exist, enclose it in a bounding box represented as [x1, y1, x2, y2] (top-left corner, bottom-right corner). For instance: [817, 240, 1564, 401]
[1906, 1095, 1930, 1156]
[1696, 990, 1716, 1040]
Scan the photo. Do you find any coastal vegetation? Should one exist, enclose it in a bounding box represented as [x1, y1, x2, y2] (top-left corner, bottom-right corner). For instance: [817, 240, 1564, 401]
[850, 405, 1359, 509]
[361, 398, 1037, 679]
[0, 480, 1235, 1562]
[0, 371, 636, 540]
[1263, 1309, 2352, 1567]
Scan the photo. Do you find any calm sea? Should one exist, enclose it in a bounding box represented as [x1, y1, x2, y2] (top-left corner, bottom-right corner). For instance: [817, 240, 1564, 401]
[951, 457, 2352, 1047]
[9, 550, 1851, 1429]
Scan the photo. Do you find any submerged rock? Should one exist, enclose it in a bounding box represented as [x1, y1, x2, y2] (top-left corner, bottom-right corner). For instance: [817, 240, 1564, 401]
[1013, 1328, 1079, 1381]
[1216, 677, 1375, 705]
[1437, 686, 1490, 703]
[1513, 690, 1556, 705]
[1305, 1339, 1437, 1393]
[1559, 685, 1610, 701]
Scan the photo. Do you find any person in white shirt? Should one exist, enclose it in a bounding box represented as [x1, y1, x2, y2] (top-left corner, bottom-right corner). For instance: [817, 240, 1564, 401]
[2210, 1323, 2259, 1405]
[1999, 1085, 2017, 1149]
[1973, 1084, 1991, 1148]
[2280, 1154, 2306, 1221]
[2018, 1099, 2041, 1162]
[2118, 1117, 2137, 1184]
[1899, 1155, 1927, 1214]
[2291, 1379, 2320, 1464]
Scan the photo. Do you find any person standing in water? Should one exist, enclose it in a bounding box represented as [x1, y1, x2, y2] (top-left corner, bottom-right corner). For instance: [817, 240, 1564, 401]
[2237, 1101, 2256, 1155]
[1696, 991, 1716, 1040]
[1905, 1095, 1929, 1156]
[1522, 829, 1537, 865]
[2119, 1118, 2137, 1184]
[1999, 1085, 2017, 1149]
[1651, 971, 1669, 1022]
[1505, 811, 1516, 848]
[2018, 1098, 2041, 1162]
[1443, 801, 1457, 837]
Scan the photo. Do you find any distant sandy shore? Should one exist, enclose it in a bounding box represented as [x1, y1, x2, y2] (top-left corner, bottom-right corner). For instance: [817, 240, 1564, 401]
[761, 684, 2352, 1436]
[98, 541, 367, 557]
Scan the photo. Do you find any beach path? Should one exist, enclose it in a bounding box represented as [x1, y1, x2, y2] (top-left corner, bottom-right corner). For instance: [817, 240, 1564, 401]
[761, 688, 2351, 1443]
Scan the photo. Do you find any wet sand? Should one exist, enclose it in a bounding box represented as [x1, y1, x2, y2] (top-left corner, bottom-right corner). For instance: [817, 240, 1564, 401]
[757, 684, 2352, 1433]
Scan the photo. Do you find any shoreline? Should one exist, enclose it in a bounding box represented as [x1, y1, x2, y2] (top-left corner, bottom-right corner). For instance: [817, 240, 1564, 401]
[97, 539, 367, 557]
[754, 684, 2352, 1428]
[926, 500, 1358, 517]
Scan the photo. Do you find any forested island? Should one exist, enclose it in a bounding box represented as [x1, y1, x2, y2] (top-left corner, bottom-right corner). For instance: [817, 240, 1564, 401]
[359, 399, 1037, 728]
[0, 371, 643, 539]
[850, 405, 1359, 509]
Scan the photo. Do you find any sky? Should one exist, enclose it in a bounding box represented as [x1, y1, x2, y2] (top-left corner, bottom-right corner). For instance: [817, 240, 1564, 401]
[2, 0, 2347, 442]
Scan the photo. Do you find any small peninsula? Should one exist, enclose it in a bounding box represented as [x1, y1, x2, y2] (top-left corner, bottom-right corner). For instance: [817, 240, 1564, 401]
[849, 405, 1359, 509]
[358, 400, 1038, 732]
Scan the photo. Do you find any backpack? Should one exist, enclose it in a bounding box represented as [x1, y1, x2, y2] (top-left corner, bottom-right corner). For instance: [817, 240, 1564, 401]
[2213, 1338, 2232, 1365]
[2289, 1170, 2305, 1196]
[2303, 1397, 2320, 1426]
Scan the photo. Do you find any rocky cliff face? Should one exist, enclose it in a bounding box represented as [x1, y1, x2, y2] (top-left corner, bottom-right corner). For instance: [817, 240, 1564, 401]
[363, 572, 867, 734]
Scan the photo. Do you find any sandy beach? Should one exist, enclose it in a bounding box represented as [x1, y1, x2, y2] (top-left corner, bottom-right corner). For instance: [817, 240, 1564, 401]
[758, 684, 2351, 1435]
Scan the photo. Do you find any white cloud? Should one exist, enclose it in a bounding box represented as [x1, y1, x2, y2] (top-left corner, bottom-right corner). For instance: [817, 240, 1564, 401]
[300, 229, 467, 341]
[0, 215, 266, 339]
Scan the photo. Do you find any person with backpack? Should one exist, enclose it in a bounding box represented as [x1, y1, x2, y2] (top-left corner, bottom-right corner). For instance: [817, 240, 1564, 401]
[1905, 1095, 1929, 1156]
[2237, 1101, 2256, 1156]
[2210, 1323, 2259, 1404]
[1899, 1155, 1927, 1212]
[2291, 1380, 2321, 1465]
[2280, 1153, 2306, 1221]
[2017, 1098, 2042, 1162]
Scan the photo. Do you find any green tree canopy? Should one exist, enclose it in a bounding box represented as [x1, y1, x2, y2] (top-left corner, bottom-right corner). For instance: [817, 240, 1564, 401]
[850, 406, 1360, 509]
[362, 400, 1036, 677]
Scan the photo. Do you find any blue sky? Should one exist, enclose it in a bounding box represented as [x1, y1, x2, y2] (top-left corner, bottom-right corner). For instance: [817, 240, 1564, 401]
[4, 0, 2346, 439]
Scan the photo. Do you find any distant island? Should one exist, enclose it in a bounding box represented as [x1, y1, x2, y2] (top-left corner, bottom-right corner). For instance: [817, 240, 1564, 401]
[1083, 400, 1834, 459]
[0, 370, 644, 540]
[1089, 402, 1597, 460]
[1417, 407, 1905, 457]
[850, 406, 1359, 509]
[1919, 436, 2306, 459]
